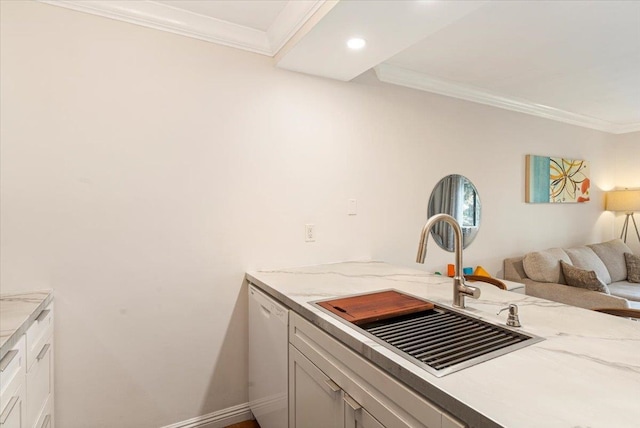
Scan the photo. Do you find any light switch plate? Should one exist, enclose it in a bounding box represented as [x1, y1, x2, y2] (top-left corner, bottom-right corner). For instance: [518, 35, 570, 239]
[348, 199, 357, 215]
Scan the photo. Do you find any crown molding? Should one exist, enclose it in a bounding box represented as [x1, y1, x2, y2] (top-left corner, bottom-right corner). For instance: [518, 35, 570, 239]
[609, 122, 640, 135]
[375, 63, 640, 135]
[267, 1, 327, 55]
[38, 0, 325, 57]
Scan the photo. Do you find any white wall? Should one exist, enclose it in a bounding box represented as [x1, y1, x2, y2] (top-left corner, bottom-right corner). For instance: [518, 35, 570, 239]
[610, 132, 640, 253]
[352, 70, 619, 273]
[0, 2, 627, 427]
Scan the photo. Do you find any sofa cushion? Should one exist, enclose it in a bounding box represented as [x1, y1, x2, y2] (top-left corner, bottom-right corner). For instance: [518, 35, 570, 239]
[523, 248, 571, 284]
[588, 239, 632, 282]
[560, 261, 610, 293]
[625, 252, 640, 283]
[564, 246, 612, 284]
[608, 281, 640, 302]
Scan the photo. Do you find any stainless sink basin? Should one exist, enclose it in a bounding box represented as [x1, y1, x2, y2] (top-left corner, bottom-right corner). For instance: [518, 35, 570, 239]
[315, 290, 543, 377]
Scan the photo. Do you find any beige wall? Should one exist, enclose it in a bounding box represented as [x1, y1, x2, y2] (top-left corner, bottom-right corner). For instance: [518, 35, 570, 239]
[610, 132, 640, 253]
[0, 2, 630, 427]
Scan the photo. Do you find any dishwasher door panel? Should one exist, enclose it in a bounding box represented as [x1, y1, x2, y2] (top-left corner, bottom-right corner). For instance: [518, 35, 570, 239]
[248, 285, 288, 428]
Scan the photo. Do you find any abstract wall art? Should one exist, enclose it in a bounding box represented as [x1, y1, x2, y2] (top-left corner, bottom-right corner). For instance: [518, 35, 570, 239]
[525, 155, 590, 203]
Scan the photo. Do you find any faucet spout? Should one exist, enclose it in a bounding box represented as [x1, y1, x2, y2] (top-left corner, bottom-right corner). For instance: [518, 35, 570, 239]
[416, 213, 480, 308]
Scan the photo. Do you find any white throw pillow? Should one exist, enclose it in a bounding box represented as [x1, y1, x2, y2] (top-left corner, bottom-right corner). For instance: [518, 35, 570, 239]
[523, 248, 571, 284]
[588, 239, 633, 283]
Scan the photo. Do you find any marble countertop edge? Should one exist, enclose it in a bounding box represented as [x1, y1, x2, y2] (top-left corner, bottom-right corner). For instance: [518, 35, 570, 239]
[0, 290, 54, 360]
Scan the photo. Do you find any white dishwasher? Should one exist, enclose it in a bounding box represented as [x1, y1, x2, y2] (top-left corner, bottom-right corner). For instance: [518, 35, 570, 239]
[248, 284, 288, 428]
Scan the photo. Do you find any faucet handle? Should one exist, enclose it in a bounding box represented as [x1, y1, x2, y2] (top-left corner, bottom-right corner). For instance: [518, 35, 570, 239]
[497, 304, 521, 327]
[463, 283, 481, 299]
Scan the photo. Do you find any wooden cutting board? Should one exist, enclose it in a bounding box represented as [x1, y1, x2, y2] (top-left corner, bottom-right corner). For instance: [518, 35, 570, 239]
[317, 290, 434, 325]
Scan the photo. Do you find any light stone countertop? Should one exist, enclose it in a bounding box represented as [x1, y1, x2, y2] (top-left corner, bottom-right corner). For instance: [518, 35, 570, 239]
[0, 290, 53, 360]
[246, 261, 640, 428]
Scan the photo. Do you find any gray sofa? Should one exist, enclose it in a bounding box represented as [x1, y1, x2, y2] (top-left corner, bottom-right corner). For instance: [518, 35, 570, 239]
[504, 239, 640, 310]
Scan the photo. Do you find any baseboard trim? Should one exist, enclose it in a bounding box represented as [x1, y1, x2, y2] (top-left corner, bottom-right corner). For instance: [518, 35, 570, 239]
[161, 402, 253, 428]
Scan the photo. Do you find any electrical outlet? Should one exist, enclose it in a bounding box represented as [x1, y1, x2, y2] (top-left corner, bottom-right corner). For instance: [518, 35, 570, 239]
[305, 224, 315, 242]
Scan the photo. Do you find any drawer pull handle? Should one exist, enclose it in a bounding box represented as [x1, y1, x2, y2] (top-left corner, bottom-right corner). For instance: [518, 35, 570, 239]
[41, 414, 51, 428]
[37, 343, 51, 361]
[0, 396, 19, 424]
[0, 350, 18, 372]
[324, 378, 341, 393]
[36, 309, 51, 323]
[343, 393, 362, 411]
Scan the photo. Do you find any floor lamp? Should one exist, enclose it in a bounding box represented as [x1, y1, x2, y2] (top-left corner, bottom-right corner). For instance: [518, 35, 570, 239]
[606, 189, 640, 244]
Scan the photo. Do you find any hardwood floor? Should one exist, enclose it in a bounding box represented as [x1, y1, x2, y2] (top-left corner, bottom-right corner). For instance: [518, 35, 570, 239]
[225, 420, 260, 428]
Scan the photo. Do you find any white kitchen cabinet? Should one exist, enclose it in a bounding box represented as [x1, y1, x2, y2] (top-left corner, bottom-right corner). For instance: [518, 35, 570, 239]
[26, 303, 54, 428]
[289, 346, 343, 428]
[0, 391, 24, 428]
[289, 345, 385, 428]
[288, 312, 465, 428]
[0, 337, 26, 428]
[0, 303, 53, 428]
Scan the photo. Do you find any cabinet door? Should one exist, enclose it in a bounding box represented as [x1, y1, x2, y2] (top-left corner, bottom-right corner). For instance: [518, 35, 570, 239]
[0, 384, 24, 428]
[289, 346, 343, 428]
[1, 337, 26, 428]
[26, 341, 52, 428]
[344, 394, 385, 428]
[289, 313, 467, 428]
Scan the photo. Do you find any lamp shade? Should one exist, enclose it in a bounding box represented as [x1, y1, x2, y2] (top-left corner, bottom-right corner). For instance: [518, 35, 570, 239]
[606, 190, 640, 212]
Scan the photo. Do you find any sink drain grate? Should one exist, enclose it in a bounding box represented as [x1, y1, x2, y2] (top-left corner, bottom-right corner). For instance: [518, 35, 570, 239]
[362, 308, 531, 371]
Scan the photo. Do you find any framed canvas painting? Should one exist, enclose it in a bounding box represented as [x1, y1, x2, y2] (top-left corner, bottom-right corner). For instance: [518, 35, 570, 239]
[525, 155, 590, 203]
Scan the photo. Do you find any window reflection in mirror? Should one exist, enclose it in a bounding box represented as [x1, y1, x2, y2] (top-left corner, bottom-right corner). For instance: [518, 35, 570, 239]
[427, 175, 481, 252]
[462, 180, 478, 227]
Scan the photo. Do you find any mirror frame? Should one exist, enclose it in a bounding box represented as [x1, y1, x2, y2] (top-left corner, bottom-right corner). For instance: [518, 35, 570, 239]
[427, 174, 481, 252]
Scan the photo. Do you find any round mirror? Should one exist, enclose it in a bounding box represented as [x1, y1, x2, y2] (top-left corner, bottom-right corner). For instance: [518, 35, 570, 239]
[427, 174, 481, 252]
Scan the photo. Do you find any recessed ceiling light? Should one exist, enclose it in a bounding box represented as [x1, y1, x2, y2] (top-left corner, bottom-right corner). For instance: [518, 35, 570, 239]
[347, 38, 366, 50]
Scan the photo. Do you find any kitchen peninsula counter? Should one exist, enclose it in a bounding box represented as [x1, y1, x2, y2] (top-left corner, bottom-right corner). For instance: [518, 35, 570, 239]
[246, 261, 640, 428]
[0, 290, 53, 360]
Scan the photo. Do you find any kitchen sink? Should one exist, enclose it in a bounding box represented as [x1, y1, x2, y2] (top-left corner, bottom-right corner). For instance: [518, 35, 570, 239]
[314, 290, 543, 377]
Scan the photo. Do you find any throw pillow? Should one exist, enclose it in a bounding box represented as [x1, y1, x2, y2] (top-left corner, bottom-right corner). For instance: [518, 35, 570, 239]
[523, 248, 572, 284]
[588, 239, 633, 283]
[564, 246, 612, 284]
[624, 253, 640, 283]
[560, 261, 610, 293]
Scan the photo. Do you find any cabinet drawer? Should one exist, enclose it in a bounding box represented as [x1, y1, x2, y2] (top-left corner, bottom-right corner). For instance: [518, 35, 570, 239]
[26, 340, 52, 428]
[26, 304, 53, 371]
[0, 383, 24, 428]
[1, 337, 26, 428]
[33, 394, 53, 428]
[1, 336, 25, 398]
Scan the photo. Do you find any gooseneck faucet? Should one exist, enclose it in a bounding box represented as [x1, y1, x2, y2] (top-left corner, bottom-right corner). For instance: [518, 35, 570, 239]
[416, 213, 480, 308]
